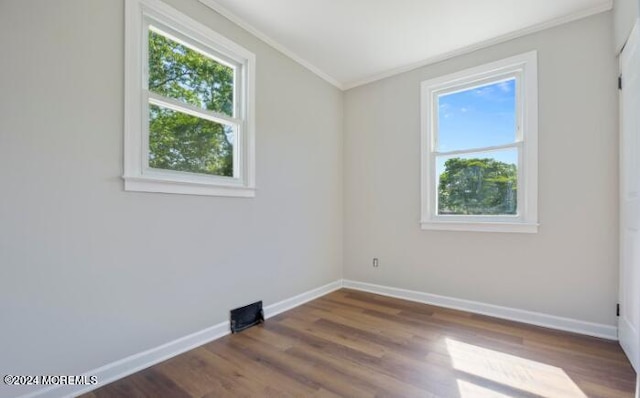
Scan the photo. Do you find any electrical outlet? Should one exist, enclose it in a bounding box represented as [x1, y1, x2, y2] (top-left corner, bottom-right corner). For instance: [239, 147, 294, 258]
[373, 258, 379, 267]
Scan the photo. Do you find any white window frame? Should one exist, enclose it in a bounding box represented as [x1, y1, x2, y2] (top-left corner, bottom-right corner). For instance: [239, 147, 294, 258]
[420, 51, 538, 233]
[124, 0, 256, 197]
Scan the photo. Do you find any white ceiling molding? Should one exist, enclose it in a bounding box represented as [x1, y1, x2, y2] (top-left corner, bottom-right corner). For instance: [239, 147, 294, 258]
[198, 0, 345, 89]
[199, 0, 612, 91]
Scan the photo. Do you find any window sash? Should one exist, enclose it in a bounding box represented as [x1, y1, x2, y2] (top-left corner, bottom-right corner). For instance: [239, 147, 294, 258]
[431, 72, 523, 153]
[431, 143, 522, 219]
[143, 94, 241, 180]
[145, 23, 241, 119]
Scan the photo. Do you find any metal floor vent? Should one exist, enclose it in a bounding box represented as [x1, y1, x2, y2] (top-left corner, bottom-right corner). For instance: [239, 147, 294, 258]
[230, 301, 264, 333]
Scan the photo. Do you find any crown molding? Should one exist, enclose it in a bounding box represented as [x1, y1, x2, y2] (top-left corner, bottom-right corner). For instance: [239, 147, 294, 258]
[199, 0, 612, 91]
[198, 0, 344, 90]
[343, 0, 613, 90]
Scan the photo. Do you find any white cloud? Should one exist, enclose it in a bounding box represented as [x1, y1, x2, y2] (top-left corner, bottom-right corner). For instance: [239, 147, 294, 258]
[439, 102, 453, 118]
[474, 86, 493, 97]
[497, 80, 512, 92]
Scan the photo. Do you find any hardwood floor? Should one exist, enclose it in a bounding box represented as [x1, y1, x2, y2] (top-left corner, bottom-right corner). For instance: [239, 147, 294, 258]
[82, 289, 636, 398]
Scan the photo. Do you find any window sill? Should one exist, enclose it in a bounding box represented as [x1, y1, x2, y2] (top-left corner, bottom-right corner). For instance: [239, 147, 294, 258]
[421, 220, 538, 233]
[123, 175, 255, 197]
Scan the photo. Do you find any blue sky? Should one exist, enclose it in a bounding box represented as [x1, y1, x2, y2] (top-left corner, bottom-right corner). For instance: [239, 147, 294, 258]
[437, 78, 517, 167]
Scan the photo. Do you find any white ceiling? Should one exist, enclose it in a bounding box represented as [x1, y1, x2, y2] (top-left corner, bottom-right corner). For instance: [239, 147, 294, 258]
[199, 0, 612, 89]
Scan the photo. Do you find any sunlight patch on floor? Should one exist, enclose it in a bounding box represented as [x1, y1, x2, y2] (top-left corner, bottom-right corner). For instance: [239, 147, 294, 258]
[456, 379, 513, 398]
[445, 338, 587, 398]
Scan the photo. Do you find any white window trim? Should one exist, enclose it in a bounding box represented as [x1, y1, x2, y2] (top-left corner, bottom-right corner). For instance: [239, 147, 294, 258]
[124, 0, 256, 197]
[420, 51, 539, 233]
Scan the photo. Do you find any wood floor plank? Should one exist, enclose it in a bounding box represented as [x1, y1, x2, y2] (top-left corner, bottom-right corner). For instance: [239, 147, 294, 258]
[277, 316, 389, 358]
[305, 304, 416, 342]
[219, 331, 378, 397]
[204, 338, 325, 397]
[91, 368, 190, 398]
[82, 289, 636, 398]
[262, 316, 442, 396]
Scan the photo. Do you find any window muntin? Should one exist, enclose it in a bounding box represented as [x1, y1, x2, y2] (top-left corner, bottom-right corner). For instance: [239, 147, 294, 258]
[421, 52, 538, 232]
[124, 0, 255, 197]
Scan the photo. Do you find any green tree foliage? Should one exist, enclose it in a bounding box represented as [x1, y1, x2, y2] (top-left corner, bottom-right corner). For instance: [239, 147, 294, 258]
[438, 158, 517, 215]
[147, 30, 234, 176]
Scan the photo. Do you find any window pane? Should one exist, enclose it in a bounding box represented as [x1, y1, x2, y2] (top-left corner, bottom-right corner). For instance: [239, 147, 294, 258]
[149, 104, 234, 177]
[437, 78, 516, 152]
[436, 149, 517, 215]
[148, 29, 234, 117]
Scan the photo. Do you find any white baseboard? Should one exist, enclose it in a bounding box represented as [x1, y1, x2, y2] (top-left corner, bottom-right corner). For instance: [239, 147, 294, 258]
[20, 278, 617, 398]
[342, 279, 618, 340]
[21, 280, 342, 398]
[19, 321, 229, 398]
[264, 280, 343, 319]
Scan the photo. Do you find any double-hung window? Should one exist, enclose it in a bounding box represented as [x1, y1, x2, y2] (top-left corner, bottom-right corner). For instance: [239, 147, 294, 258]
[124, 0, 255, 197]
[420, 52, 538, 233]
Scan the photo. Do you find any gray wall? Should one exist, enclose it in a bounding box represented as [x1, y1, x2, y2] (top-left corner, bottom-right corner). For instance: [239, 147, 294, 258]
[614, 0, 640, 51]
[0, 0, 343, 395]
[344, 12, 619, 326]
